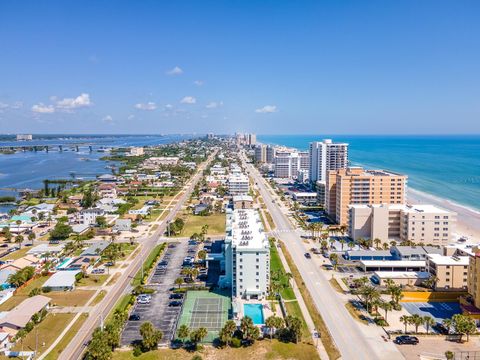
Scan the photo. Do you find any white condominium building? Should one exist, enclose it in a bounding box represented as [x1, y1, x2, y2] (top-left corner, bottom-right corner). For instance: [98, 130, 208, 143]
[349, 204, 456, 245]
[266, 145, 276, 164]
[309, 139, 349, 183]
[221, 209, 270, 300]
[228, 173, 249, 196]
[274, 149, 309, 179]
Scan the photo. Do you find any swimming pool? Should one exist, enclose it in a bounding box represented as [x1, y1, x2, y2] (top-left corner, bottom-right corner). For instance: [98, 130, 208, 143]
[56, 257, 73, 269]
[244, 304, 264, 325]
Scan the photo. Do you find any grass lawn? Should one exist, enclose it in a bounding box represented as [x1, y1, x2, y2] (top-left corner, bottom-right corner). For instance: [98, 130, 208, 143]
[43, 313, 88, 360]
[174, 213, 225, 237]
[329, 278, 344, 294]
[46, 289, 96, 307]
[131, 243, 166, 286]
[112, 339, 319, 360]
[91, 290, 106, 305]
[345, 302, 369, 325]
[269, 241, 296, 301]
[77, 274, 109, 287]
[2, 247, 30, 261]
[12, 313, 75, 356]
[284, 301, 310, 340]
[106, 294, 134, 323]
[106, 272, 121, 286]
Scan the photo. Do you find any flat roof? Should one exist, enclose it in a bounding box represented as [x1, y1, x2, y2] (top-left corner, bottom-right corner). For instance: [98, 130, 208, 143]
[373, 271, 431, 279]
[226, 209, 268, 250]
[426, 254, 469, 266]
[393, 246, 443, 256]
[360, 260, 426, 267]
[81, 241, 110, 256]
[232, 195, 253, 202]
[42, 270, 81, 288]
[347, 250, 392, 257]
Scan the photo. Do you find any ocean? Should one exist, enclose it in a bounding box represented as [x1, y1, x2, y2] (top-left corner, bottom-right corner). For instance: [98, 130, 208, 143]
[0, 134, 193, 199]
[258, 135, 480, 212]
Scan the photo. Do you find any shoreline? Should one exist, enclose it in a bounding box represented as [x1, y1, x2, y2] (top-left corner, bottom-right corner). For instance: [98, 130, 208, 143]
[407, 187, 480, 244]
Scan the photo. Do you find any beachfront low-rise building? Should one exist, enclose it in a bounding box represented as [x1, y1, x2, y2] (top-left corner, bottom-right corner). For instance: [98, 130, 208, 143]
[219, 209, 270, 300]
[326, 167, 407, 226]
[129, 147, 144, 156]
[426, 253, 469, 290]
[349, 204, 456, 245]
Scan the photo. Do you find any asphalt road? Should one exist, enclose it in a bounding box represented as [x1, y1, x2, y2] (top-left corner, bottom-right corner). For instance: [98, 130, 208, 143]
[243, 154, 404, 360]
[58, 152, 216, 360]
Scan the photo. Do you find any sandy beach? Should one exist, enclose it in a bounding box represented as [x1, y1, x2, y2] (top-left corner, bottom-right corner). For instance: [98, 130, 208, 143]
[408, 187, 480, 244]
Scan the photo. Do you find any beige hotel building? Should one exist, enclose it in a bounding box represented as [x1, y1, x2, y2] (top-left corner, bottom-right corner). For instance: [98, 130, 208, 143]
[326, 167, 407, 226]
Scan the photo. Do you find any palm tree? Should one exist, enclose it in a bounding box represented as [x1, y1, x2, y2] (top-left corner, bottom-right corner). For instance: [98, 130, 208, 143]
[177, 324, 190, 345]
[400, 315, 411, 334]
[339, 238, 346, 251]
[423, 316, 435, 334]
[373, 238, 382, 249]
[382, 242, 389, 250]
[389, 240, 397, 248]
[174, 277, 184, 288]
[219, 320, 237, 346]
[329, 253, 339, 270]
[15, 234, 24, 249]
[307, 222, 316, 240]
[265, 316, 277, 340]
[410, 314, 423, 333]
[378, 301, 393, 322]
[347, 241, 355, 250]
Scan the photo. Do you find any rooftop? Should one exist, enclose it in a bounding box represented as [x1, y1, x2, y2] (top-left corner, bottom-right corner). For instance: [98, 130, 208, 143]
[226, 209, 268, 250]
[373, 271, 431, 279]
[426, 254, 470, 266]
[42, 270, 81, 288]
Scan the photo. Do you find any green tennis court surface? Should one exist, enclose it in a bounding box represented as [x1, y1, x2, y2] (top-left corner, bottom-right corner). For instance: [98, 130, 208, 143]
[176, 290, 231, 343]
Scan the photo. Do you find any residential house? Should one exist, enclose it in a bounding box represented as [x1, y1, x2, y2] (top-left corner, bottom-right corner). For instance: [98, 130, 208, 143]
[0, 295, 51, 335]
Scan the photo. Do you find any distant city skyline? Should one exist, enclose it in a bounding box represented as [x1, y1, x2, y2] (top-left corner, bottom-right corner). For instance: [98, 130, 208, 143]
[1, 1, 480, 134]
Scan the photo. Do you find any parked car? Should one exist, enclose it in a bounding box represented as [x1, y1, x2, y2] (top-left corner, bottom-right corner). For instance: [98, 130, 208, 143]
[169, 301, 182, 307]
[395, 336, 419, 345]
[433, 322, 449, 335]
[92, 268, 105, 274]
[169, 293, 184, 299]
[129, 314, 140, 321]
[304, 253, 311, 259]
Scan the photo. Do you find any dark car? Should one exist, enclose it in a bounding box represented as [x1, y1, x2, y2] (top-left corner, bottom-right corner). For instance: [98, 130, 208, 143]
[129, 314, 140, 321]
[395, 336, 419, 345]
[169, 293, 184, 299]
[169, 301, 182, 307]
[304, 253, 311, 259]
[158, 261, 168, 266]
[433, 322, 449, 335]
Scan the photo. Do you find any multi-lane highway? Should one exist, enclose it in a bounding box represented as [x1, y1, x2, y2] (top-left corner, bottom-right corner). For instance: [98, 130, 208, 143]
[243, 154, 404, 360]
[58, 153, 215, 360]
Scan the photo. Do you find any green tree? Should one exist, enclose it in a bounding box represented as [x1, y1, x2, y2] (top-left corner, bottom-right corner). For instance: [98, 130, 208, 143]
[190, 327, 208, 349]
[174, 277, 184, 288]
[15, 234, 24, 249]
[28, 232, 36, 244]
[329, 253, 339, 270]
[410, 314, 423, 333]
[140, 321, 163, 351]
[86, 328, 113, 360]
[452, 314, 477, 342]
[285, 315, 302, 343]
[219, 320, 237, 346]
[177, 324, 190, 345]
[96, 216, 107, 228]
[400, 315, 411, 334]
[50, 222, 73, 240]
[378, 301, 393, 322]
[423, 316, 435, 334]
[197, 250, 207, 261]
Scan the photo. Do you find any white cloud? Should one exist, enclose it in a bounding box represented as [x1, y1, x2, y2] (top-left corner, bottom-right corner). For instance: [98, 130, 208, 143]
[56, 93, 92, 110]
[255, 105, 277, 113]
[32, 103, 55, 113]
[164, 104, 173, 109]
[127, 114, 135, 120]
[0, 102, 9, 111]
[102, 115, 114, 123]
[180, 96, 196, 104]
[201, 114, 208, 119]
[193, 80, 204, 86]
[166, 66, 183, 76]
[134, 102, 157, 111]
[206, 101, 223, 109]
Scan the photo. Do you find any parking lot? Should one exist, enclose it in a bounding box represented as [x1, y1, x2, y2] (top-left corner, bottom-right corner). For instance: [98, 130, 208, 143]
[121, 240, 191, 346]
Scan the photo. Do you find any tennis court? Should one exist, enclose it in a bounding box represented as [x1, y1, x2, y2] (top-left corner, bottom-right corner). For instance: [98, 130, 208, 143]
[402, 302, 461, 323]
[176, 290, 231, 342]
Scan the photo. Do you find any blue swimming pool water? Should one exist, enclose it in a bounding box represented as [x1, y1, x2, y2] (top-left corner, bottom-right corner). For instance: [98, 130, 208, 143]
[56, 257, 72, 269]
[244, 304, 264, 325]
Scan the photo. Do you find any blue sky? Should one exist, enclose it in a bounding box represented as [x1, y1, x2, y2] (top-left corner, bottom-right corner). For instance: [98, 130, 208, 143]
[0, 1, 479, 134]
